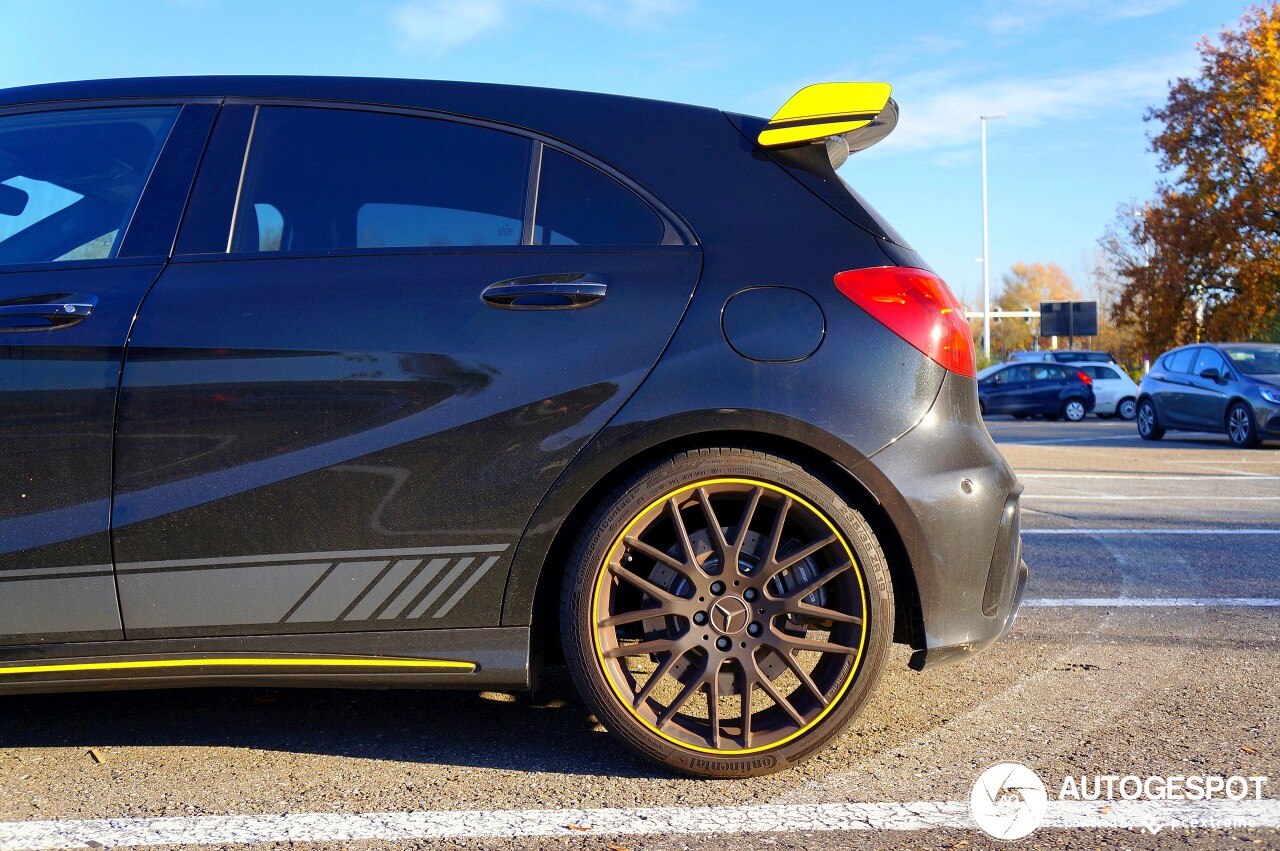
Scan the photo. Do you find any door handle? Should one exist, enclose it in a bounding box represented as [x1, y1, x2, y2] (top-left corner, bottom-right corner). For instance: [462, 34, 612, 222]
[0, 295, 97, 330]
[481, 275, 607, 310]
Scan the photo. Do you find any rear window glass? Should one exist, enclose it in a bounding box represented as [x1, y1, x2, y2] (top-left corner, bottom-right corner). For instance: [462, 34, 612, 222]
[229, 106, 530, 253]
[1164, 349, 1196, 373]
[533, 149, 665, 246]
[0, 106, 177, 265]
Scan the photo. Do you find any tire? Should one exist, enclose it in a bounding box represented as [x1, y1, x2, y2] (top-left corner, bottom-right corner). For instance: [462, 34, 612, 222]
[560, 448, 893, 778]
[1117, 397, 1138, 421]
[1062, 399, 1087, 422]
[1227, 402, 1261, 448]
[1137, 398, 1164, 440]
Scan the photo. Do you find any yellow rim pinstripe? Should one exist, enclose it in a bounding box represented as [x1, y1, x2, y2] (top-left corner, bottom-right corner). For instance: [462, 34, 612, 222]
[0, 657, 476, 676]
[590, 477, 868, 756]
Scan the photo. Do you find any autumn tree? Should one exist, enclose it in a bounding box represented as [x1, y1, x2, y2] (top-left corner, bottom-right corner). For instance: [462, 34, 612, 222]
[1107, 4, 1280, 349]
[990, 261, 1082, 354]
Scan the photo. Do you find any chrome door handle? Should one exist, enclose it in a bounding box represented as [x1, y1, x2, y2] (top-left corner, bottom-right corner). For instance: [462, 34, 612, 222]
[0, 295, 97, 330]
[481, 275, 607, 310]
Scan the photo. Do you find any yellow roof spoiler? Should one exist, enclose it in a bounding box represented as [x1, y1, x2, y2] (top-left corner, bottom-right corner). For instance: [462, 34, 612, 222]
[757, 82, 897, 153]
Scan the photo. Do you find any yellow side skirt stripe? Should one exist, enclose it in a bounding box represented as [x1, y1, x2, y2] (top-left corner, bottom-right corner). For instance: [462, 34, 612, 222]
[0, 657, 476, 676]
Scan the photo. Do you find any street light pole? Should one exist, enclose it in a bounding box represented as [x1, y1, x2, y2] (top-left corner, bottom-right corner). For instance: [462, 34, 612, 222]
[980, 112, 1005, 360]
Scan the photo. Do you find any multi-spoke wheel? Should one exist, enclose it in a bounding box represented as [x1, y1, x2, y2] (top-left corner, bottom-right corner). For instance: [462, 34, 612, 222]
[1137, 398, 1164, 440]
[562, 449, 892, 777]
[1227, 402, 1261, 448]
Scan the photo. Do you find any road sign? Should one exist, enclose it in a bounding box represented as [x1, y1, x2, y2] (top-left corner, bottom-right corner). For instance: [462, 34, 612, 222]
[1040, 301, 1098, 338]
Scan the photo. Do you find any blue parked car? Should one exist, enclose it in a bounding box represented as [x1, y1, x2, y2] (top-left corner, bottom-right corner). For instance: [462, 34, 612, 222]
[978, 362, 1096, 421]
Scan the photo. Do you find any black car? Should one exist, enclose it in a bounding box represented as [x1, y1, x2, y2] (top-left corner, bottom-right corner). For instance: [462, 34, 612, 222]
[0, 77, 1025, 777]
[1137, 342, 1280, 448]
[978, 362, 1097, 421]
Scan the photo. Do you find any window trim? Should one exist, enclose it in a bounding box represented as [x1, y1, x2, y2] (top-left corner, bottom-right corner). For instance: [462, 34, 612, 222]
[182, 97, 693, 260]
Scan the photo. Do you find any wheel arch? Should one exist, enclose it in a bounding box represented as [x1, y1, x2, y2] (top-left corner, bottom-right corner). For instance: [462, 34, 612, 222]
[502, 420, 925, 671]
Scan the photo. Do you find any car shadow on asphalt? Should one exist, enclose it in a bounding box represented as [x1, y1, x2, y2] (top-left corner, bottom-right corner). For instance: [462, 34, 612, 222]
[0, 665, 669, 779]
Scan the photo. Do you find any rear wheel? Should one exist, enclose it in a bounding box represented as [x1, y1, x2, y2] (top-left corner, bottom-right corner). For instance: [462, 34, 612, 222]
[1227, 402, 1261, 448]
[561, 449, 892, 778]
[1137, 399, 1164, 440]
[1062, 399, 1087, 422]
[1117, 397, 1138, 421]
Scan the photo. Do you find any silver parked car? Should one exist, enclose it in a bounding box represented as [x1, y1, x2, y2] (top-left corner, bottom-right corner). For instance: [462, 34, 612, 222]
[1137, 343, 1280, 448]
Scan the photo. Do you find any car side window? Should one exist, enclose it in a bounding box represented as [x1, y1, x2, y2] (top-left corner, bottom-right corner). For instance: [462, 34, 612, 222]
[533, 148, 666, 245]
[228, 107, 530, 253]
[0, 106, 178, 266]
[1166, 349, 1196, 373]
[1192, 348, 1229, 377]
[1096, 367, 1118, 381]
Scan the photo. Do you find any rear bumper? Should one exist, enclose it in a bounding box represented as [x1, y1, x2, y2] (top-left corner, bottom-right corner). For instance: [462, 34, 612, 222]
[853, 371, 1027, 670]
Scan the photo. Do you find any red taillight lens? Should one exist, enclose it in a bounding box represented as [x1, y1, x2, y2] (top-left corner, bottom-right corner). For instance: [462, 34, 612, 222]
[1077, 370, 1093, 386]
[833, 266, 976, 378]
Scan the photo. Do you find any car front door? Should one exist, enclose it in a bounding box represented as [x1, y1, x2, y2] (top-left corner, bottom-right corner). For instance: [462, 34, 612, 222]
[111, 104, 701, 639]
[0, 103, 212, 645]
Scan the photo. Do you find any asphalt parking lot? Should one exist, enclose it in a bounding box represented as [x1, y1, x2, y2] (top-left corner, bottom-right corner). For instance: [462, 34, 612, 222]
[1, 417, 1277, 850]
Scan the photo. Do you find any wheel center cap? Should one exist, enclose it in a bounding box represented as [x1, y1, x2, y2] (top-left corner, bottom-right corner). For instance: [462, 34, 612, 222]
[709, 596, 750, 636]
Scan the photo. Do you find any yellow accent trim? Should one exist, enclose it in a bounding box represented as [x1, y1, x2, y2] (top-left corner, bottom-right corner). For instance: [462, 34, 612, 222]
[758, 82, 892, 147]
[591, 477, 868, 756]
[0, 657, 476, 676]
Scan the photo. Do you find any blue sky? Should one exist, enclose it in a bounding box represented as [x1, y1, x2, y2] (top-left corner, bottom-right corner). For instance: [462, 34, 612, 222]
[0, 0, 1250, 305]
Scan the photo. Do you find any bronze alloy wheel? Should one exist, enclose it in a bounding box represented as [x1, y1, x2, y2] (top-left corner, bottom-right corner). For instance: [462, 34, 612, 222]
[562, 449, 893, 777]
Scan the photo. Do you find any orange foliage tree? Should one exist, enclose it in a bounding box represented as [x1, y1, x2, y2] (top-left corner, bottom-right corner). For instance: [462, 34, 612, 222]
[1108, 3, 1280, 348]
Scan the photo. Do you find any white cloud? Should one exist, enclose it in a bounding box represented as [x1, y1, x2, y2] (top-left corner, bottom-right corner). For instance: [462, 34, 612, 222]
[882, 52, 1195, 153]
[986, 0, 1188, 35]
[389, 0, 509, 53]
[388, 0, 688, 53]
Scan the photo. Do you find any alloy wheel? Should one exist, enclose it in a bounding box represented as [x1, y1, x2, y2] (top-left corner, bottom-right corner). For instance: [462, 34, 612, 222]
[1118, 399, 1137, 420]
[590, 479, 867, 754]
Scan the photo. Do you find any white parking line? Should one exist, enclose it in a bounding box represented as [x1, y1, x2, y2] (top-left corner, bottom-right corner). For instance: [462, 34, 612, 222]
[1024, 597, 1280, 607]
[1019, 474, 1280, 480]
[1, 801, 1277, 849]
[1022, 495, 1280, 501]
[1022, 528, 1280, 535]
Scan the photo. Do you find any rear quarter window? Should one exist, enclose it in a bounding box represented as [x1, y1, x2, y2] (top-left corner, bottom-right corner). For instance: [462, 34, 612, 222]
[533, 149, 665, 245]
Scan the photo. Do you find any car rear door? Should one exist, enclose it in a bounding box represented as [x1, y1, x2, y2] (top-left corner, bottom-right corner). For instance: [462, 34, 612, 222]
[1184, 347, 1233, 430]
[0, 102, 213, 645]
[1157, 348, 1198, 427]
[110, 103, 700, 639]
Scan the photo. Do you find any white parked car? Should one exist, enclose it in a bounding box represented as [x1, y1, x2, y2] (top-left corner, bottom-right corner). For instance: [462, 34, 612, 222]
[1065, 362, 1139, 419]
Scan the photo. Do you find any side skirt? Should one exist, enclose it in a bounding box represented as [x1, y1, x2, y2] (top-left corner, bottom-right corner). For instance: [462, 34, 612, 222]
[0, 627, 530, 695]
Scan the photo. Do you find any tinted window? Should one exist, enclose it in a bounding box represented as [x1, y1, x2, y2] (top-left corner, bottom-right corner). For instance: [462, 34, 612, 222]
[1007, 365, 1033, 382]
[1192, 348, 1229, 377]
[1165, 349, 1196, 373]
[1054, 351, 1111, 363]
[1031, 365, 1063, 381]
[229, 107, 530, 253]
[1223, 345, 1280, 375]
[533, 149, 665, 246]
[0, 107, 177, 266]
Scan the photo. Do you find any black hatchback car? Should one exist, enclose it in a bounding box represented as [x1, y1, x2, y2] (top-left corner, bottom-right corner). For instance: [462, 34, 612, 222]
[0, 77, 1025, 777]
[1137, 342, 1280, 447]
[978, 362, 1097, 421]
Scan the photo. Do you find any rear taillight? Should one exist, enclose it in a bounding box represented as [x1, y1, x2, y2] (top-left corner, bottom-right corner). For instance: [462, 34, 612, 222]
[1077, 370, 1093, 386]
[833, 266, 976, 378]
